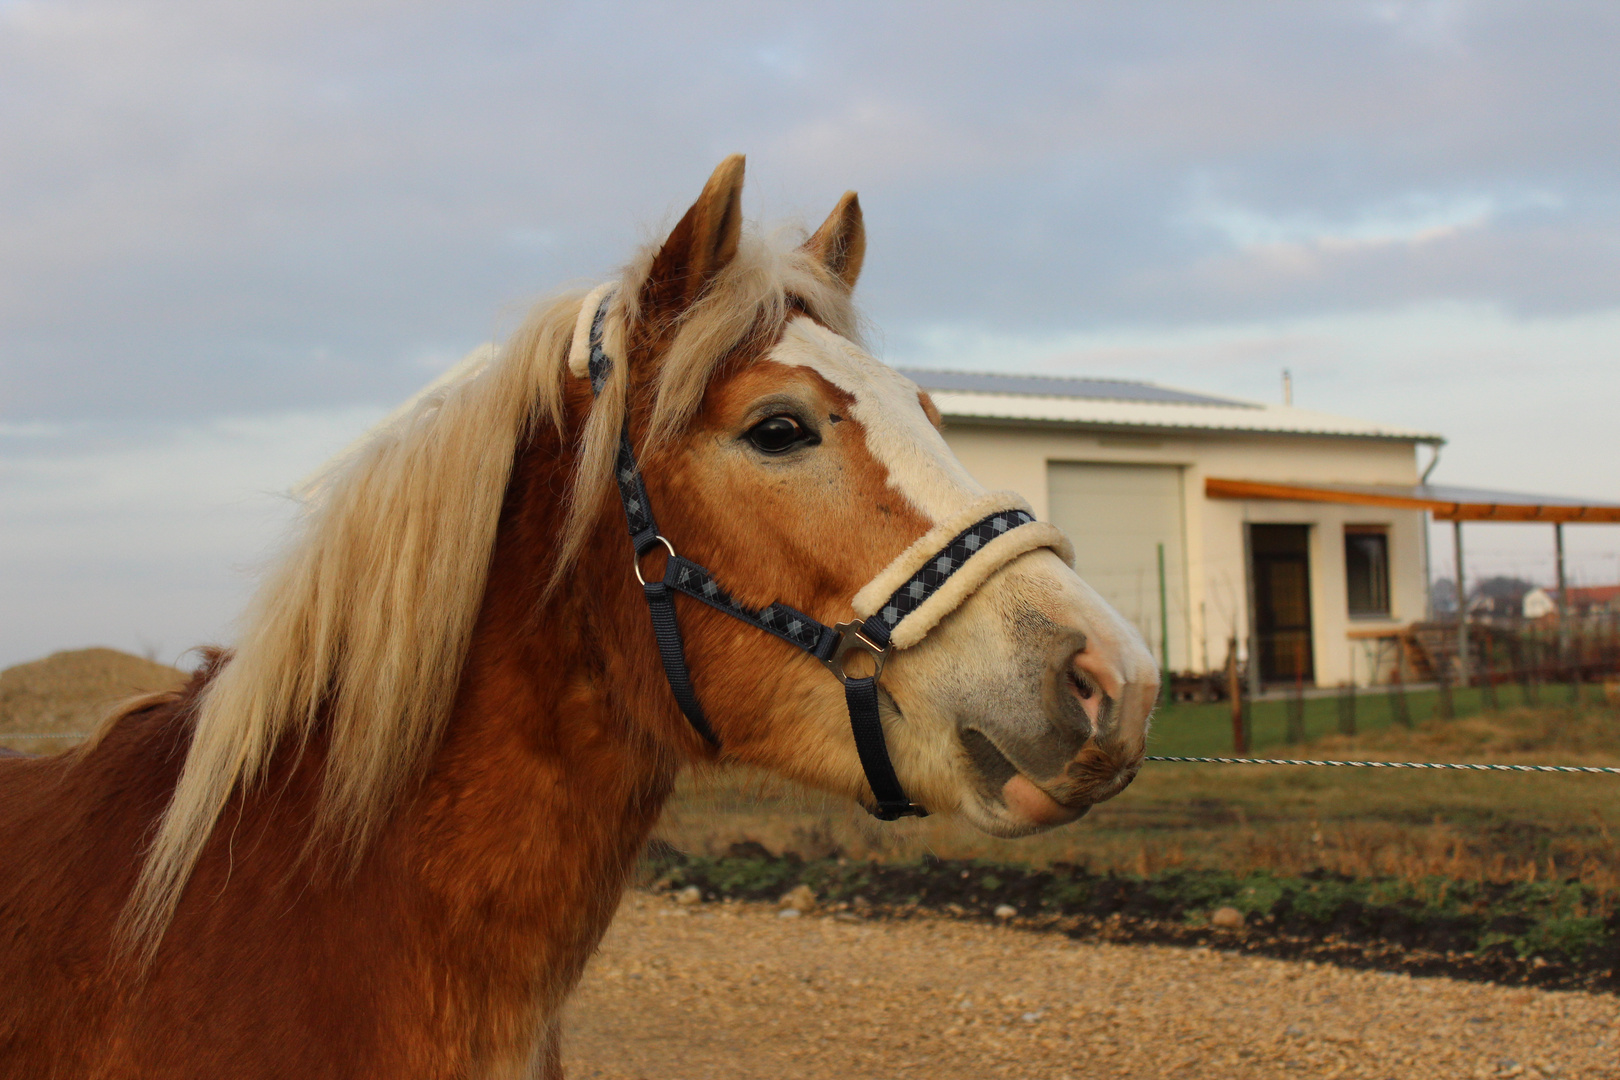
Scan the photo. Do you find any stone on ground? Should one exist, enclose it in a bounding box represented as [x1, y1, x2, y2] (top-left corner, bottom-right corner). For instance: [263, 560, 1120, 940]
[778, 884, 816, 913]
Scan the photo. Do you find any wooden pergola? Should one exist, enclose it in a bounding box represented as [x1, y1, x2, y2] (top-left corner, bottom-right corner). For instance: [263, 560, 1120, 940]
[1206, 478, 1620, 683]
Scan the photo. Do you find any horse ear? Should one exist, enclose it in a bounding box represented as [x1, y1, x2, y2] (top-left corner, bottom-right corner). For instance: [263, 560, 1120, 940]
[641, 154, 747, 323]
[803, 191, 866, 290]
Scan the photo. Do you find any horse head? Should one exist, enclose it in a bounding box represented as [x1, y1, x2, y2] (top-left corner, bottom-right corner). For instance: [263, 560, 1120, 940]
[568, 156, 1158, 834]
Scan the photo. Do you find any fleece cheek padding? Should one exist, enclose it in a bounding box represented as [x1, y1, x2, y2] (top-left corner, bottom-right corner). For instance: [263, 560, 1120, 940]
[567, 283, 621, 380]
[852, 491, 1077, 651]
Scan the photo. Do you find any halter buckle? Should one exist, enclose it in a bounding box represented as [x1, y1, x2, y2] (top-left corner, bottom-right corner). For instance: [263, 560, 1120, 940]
[822, 620, 888, 684]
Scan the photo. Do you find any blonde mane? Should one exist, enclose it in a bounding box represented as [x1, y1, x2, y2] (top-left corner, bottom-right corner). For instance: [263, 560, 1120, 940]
[123, 228, 861, 952]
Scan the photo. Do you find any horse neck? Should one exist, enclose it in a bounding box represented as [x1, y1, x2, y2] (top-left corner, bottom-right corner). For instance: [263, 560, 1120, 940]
[388, 425, 682, 1012]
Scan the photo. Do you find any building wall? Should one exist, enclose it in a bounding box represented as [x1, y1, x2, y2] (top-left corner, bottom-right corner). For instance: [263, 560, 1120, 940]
[939, 421, 1427, 686]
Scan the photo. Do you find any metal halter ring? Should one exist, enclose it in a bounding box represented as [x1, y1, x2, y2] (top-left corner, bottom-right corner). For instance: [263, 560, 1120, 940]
[633, 535, 677, 587]
[821, 620, 889, 684]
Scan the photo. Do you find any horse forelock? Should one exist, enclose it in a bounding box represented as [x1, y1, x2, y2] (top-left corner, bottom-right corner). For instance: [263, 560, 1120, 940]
[122, 226, 861, 955]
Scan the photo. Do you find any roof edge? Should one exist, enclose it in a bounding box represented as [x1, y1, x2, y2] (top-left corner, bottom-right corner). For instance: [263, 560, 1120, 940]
[936, 411, 1445, 445]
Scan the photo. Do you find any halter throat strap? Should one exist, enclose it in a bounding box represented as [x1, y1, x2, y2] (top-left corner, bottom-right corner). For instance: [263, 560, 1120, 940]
[583, 296, 1037, 821]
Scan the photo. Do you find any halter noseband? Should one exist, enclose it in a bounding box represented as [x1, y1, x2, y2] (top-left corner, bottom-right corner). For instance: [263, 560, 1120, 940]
[582, 294, 1058, 820]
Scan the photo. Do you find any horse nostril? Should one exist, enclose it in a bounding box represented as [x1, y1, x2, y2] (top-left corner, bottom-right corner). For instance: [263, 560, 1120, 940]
[1068, 668, 1094, 700]
[1071, 646, 1128, 704]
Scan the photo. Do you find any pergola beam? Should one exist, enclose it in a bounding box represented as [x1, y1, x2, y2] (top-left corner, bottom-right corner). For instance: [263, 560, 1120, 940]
[1205, 477, 1620, 523]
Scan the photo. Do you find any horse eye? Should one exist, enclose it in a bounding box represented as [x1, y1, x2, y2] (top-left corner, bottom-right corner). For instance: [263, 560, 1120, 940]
[745, 415, 815, 454]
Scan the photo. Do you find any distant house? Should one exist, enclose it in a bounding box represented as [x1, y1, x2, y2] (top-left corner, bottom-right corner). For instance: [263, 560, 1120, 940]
[1567, 585, 1620, 616]
[1522, 585, 1620, 619]
[1522, 587, 1558, 620]
[1516, 586, 1620, 621]
[1466, 576, 1536, 618]
[911, 371, 1442, 688]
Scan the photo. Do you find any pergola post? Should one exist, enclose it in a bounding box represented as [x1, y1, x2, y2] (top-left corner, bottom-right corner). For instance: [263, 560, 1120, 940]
[1453, 519, 1469, 686]
[1244, 522, 1262, 701]
[1555, 522, 1569, 664]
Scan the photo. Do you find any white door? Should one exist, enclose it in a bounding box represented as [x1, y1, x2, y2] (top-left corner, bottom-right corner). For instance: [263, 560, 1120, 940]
[1047, 461, 1187, 671]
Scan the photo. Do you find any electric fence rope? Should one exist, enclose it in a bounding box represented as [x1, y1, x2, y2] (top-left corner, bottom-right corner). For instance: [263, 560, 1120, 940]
[1146, 755, 1620, 774]
[5, 734, 1620, 774]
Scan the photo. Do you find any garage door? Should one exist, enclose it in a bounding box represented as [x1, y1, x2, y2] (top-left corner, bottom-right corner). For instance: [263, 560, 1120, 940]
[1047, 462, 1187, 670]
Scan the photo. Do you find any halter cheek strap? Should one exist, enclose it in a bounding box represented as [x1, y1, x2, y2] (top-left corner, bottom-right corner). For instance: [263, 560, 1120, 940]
[582, 294, 1065, 820]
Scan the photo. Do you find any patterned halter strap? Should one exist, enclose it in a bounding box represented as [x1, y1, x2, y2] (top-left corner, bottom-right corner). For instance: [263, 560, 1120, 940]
[585, 296, 1036, 820]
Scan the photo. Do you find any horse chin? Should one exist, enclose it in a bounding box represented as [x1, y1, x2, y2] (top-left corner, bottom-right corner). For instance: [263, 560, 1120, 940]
[1000, 773, 1091, 828]
[955, 782, 1091, 839]
[950, 725, 1145, 837]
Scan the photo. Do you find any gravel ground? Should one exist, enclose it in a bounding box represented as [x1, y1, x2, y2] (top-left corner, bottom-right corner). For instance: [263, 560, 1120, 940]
[563, 893, 1619, 1080]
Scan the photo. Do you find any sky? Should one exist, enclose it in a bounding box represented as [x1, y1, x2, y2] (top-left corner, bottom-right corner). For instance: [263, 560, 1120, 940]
[3, 0, 1620, 668]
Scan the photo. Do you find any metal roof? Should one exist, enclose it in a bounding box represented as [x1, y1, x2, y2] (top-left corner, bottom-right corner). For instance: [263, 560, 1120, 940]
[1205, 478, 1620, 523]
[899, 369, 1253, 408]
[904, 369, 1445, 444]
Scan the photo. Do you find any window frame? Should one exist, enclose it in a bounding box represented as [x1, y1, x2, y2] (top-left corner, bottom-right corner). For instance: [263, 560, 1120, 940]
[1343, 524, 1391, 620]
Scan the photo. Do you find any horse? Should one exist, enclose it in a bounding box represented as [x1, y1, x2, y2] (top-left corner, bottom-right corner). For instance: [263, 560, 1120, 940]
[0, 156, 1157, 1078]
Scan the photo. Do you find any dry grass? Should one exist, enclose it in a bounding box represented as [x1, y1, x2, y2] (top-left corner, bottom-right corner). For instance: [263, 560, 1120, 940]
[655, 703, 1620, 894]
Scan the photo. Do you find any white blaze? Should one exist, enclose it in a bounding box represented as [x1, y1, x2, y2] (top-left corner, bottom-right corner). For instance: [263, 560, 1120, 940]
[768, 317, 984, 522]
[769, 317, 1073, 650]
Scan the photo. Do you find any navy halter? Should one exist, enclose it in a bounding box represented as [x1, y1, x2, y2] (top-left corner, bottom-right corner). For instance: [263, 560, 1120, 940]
[587, 299, 1034, 820]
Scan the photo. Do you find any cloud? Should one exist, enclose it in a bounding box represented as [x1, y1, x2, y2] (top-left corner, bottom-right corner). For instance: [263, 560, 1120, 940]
[3, 1, 1620, 658]
[5, 2, 1620, 425]
[1182, 188, 1534, 252]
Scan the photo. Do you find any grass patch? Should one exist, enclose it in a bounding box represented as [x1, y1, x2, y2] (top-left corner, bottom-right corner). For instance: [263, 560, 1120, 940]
[1154, 681, 1609, 757]
[654, 700, 1620, 894]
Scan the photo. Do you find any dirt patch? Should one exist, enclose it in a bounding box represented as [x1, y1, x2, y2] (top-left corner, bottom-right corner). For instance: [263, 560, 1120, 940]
[649, 845, 1620, 993]
[563, 893, 1620, 1080]
[0, 647, 186, 752]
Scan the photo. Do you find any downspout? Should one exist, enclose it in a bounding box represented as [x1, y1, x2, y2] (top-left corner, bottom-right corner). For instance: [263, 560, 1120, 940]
[1421, 442, 1442, 485]
[1420, 441, 1442, 621]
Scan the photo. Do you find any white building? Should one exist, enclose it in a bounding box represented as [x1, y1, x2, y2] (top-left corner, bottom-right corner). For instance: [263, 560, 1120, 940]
[912, 371, 1442, 689]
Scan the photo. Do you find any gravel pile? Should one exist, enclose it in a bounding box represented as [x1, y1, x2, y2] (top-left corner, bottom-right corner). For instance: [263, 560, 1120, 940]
[563, 892, 1619, 1080]
[0, 647, 185, 752]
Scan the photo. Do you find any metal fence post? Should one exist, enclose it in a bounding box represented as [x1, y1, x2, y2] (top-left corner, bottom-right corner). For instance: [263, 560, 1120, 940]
[1454, 519, 1470, 686]
[1286, 678, 1306, 743]
[1480, 645, 1498, 713]
[1390, 654, 1412, 729]
[1157, 542, 1170, 705]
[1227, 635, 1247, 755]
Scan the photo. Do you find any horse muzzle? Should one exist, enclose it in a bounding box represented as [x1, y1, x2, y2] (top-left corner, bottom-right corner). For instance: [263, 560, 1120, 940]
[917, 550, 1159, 836]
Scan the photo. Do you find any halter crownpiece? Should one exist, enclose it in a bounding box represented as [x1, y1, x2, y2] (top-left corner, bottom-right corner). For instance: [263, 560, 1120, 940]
[578, 291, 1072, 820]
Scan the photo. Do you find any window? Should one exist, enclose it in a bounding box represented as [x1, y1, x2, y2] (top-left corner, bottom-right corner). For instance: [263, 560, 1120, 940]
[1344, 527, 1390, 618]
